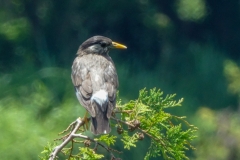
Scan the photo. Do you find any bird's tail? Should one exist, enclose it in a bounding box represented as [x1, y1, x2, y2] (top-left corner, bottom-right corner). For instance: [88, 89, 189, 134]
[90, 102, 110, 135]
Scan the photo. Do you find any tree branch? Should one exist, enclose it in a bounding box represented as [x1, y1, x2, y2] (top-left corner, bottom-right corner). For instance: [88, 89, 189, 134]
[111, 116, 167, 148]
[49, 118, 84, 160]
[72, 134, 117, 158]
[42, 88, 197, 160]
[49, 117, 118, 160]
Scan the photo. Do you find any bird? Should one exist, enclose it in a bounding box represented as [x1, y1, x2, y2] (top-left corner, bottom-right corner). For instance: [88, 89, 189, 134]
[71, 36, 127, 135]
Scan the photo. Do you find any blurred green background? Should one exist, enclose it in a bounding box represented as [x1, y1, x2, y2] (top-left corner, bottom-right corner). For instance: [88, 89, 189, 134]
[1, 0, 240, 159]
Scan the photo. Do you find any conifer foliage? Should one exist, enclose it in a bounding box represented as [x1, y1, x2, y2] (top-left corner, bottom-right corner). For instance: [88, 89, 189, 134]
[40, 88, 197, 160]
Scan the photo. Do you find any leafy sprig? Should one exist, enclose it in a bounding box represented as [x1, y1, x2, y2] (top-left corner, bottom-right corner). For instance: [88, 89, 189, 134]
[40, 88, 197, 160]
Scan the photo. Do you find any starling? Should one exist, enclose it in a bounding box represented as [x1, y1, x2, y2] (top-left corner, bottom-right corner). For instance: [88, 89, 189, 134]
[71, 36, 127, 135]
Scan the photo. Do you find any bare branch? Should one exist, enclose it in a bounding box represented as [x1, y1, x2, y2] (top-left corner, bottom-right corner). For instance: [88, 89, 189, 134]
[49, 118, 84, 160]
[49, 117, 118, 160]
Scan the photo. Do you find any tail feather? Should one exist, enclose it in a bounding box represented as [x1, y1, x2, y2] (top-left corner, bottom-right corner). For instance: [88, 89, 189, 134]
[90, 102, 110, 135]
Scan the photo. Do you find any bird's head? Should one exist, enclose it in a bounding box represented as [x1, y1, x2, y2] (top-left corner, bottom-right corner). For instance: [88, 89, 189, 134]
[78, 36, 127, 55]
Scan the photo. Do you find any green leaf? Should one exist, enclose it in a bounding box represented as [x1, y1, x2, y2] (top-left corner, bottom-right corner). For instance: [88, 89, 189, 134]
[97, 134, 116, 146]
[121, 131, 139, 150]
[79, 147, 104, 160]
[39, 143, 57, 160]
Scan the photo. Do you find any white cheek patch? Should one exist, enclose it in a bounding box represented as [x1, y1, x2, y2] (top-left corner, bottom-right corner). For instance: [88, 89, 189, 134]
[88, 44, 101, 53]
[89, 45, 95, 50]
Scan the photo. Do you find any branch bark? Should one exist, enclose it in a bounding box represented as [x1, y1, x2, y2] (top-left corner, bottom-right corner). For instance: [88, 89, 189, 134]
[49, 118, 84, 160]
[49, 117, 118, 160]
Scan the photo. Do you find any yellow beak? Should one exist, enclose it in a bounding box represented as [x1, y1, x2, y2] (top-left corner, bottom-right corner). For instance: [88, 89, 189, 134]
[111, 41, 127, 49]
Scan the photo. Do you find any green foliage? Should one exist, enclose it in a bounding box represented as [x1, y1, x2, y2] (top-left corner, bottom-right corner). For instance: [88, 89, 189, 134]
[42, 144, 105, 160]
[0, 67, 81, 160]
[224, 59, 240, 96]
[193, 107, 240, 160]
[176, 0, 207, 21]
[0, 17, 31, 41]
[40, 143, 57, 160]
[118, 88, 197, 160]
[77, 148, 104, 160]
[41, 88, 197, 160]
[121, 131, 139, 150]
[96, 134, 116, 146]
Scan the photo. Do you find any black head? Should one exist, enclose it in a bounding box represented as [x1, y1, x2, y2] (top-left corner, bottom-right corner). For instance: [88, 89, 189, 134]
[78, 36, 127, 55]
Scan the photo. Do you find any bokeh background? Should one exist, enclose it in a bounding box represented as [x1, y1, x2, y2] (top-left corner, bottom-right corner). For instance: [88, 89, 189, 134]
[1, 0, 240, 159]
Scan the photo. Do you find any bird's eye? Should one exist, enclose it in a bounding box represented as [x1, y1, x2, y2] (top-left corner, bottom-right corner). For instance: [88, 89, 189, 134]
[100, 42, 107, 48]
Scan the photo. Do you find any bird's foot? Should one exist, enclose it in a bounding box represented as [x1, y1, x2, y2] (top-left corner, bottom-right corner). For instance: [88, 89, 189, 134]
[79, 116, 90, 131]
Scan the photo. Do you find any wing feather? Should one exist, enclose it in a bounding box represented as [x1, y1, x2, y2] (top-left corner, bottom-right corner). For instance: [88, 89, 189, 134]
[71, 57, 95, 117]
[104, 62, 118, 118]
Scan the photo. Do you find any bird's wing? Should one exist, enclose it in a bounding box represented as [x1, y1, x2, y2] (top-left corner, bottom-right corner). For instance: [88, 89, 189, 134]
[104, 61, 119, 119]
[71, 57, 96, 117]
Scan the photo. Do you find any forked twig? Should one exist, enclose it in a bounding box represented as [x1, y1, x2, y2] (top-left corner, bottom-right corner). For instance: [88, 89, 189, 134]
[49, 117, 119, 160]
[49, 118, 83, 160]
